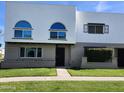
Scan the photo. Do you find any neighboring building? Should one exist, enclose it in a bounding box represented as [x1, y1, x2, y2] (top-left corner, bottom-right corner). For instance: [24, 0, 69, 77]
[2, 1, 124, 68]
[0, 48, 4, 59]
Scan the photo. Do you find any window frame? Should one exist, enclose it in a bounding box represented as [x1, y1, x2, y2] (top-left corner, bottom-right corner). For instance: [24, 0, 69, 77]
[84, 23, 109, 34]
[14, 30, 32, 39]
[88, 23, 105, 34]
[20, 47, 43, 58]
[50, 31, 66, 40]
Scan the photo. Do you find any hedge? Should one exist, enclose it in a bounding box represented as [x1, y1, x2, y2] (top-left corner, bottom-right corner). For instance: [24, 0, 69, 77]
[85, 49, 112, 62]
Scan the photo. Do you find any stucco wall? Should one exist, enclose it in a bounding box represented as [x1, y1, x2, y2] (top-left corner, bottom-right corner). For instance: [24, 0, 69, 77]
[5, 2, 76, 44]
[2, 42, 56, 68]
[76, 11, 124, 44]
[70, 42, 120, 68]
[81, 57, 118, 68]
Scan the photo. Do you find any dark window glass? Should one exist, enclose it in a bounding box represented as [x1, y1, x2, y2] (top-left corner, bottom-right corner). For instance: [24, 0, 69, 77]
[50, 22, 66, 30]
[96, 26, 103, 34]
[26, 48, 36, 57]
[58, 32, 66, 39]
[88, 23, 104, 34]
[50, 32, 57, 39]
[23, 31, 32, 38]
[88, 26, 95, 33]
[15, 30, 22, 38]
[37, 48, 42, 57]
[20, 47, 25, 57]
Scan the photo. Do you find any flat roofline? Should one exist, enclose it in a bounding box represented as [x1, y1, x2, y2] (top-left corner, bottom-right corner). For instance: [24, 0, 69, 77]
[5, 42, 75, 45]
[6, 1, 75, 8]
[76, 11, 124, 15]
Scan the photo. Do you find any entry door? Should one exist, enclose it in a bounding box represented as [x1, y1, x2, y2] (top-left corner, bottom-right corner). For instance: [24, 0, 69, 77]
[56, 47, 65, 66]
[118, 49, 124, 67]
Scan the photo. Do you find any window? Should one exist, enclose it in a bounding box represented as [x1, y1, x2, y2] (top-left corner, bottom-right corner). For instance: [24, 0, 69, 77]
[26, 48, 36, 57]
[50, 32, 66, 39]
[49, 22, 67, 40]
[20, 48, 42, 58]
[50, 22, 66, 30]
[14, 21, 33, 38]
[84, 23, 109, 34]
[37, 48, 42, 57]
[58, 32, 66, 39]
[15, 30, 32, 38]
[50, 32, 57, 39]
[20, 47, 25, 57]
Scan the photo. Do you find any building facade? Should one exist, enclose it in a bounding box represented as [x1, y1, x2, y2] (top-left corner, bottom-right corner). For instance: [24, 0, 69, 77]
[2, 2, 124, 68]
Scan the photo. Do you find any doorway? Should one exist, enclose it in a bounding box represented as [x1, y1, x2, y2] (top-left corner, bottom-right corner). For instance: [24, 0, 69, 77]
[56, 47, 65, 66]
[118, 48, 124, 67]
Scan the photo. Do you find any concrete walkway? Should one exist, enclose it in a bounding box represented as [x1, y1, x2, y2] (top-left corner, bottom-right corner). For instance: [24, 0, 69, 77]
[1, 68, 124, 82]
[57, 68, 71, 77]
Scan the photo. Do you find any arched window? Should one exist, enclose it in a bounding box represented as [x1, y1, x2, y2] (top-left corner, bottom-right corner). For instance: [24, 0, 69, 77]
[14, 20, 32, 38]
[50, 22, 66, 30]
[49, 22, 67, 40]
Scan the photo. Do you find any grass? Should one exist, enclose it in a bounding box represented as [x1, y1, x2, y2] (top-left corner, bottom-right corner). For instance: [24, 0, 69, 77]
[0, 68, 56, 78]
[68, 69, 124, 77]
[0, 81, 124, 92]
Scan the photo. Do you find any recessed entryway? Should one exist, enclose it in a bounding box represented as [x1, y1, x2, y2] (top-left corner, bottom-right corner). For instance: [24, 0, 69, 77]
[118, 48, 124, 67]
[56, 47, 65, 66]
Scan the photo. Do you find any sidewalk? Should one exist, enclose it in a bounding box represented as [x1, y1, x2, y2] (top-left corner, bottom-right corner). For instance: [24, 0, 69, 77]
[1, 68, 124, 82]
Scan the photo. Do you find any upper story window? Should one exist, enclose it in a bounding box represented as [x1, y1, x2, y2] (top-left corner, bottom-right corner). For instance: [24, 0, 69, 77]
[49, 22, 67, 40]
[84, 23, 109, 34]
[13, 20, 33, 39]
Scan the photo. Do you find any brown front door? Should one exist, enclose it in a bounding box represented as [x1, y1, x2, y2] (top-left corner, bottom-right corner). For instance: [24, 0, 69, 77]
[56, 47, 65, 66]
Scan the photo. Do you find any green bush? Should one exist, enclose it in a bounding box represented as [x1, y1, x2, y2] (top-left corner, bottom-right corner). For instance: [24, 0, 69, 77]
[85, 49, 112, 62]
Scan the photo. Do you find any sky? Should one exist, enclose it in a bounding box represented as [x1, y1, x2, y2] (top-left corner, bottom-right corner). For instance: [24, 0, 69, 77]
[1, 1, 124, 48]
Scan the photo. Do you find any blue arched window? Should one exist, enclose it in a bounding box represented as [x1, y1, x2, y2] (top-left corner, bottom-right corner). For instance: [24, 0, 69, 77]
[49, 22, 67, 40]
[15, 21, 32, 28]
[14, 20, 32, 38]
[50, 22, 66, 30]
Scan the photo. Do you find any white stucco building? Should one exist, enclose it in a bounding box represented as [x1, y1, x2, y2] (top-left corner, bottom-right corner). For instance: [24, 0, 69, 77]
[2, 1, 124, 68]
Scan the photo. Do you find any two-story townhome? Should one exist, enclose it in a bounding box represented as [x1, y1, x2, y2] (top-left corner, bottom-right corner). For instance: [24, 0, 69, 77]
[1, 1, 124, 68]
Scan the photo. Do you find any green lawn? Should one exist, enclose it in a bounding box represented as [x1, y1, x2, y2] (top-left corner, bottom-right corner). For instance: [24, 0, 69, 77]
[0, 68, 56, 78]
[1, 81, 124, 92]
[68, 69, 124, 77]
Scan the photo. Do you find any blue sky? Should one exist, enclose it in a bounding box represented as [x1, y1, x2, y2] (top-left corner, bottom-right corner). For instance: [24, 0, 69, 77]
[1, 1, 124, 48]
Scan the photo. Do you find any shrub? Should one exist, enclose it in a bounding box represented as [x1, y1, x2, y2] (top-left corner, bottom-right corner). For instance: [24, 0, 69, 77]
[85, 49, 112, 62]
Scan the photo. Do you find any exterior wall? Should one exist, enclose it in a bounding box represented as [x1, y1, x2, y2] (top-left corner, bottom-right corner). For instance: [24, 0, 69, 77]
[2, 42, 123, 68]
[70, 42, 120, 68]
[5, 2, 76, 44]
[76, 11, 124, 44]
[1, 43, 56, 68]
[81, 57, 118, 68]
[70, 43, 84, 68]
[1, 43, 71, 68]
